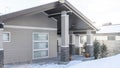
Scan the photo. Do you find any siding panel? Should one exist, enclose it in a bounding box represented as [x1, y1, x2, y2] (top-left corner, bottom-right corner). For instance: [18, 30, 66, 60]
[3, 12, 57, 64]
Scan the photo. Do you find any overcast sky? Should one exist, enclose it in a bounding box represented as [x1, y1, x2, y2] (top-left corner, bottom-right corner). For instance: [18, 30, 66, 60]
[0, 0, 120, 26]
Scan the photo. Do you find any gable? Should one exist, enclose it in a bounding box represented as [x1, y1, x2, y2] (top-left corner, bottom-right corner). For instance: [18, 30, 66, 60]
[3, 12, 57, 28]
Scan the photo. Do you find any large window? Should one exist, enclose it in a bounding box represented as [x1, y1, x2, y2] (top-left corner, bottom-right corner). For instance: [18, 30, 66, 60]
[108, 35, 115, 40]
[33, 32, 49, 59]
[3, 32, 11, 42]
[94, 36, 107, 40]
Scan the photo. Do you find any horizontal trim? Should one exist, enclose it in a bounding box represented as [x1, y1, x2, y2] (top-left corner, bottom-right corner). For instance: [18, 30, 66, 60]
[4, 25, 57, 30]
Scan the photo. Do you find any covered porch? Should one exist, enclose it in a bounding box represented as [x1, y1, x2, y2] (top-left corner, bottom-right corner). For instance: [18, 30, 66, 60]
[44, 0, 97, 61]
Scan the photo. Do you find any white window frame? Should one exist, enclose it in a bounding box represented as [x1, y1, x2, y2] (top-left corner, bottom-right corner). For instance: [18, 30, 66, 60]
[3, 32, 11, 42]
[32, 32, 49, 59]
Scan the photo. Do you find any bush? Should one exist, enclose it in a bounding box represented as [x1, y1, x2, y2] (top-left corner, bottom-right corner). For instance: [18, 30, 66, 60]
[93, 40, 101, 59]
[100, 43, 108, 58]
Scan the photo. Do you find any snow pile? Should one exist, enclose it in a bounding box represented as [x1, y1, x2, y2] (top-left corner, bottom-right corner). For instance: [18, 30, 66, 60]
[69, 54, 120, 68]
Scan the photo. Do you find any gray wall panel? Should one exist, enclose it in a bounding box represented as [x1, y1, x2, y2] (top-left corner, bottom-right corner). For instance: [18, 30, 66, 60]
[3, 12, 57, 64]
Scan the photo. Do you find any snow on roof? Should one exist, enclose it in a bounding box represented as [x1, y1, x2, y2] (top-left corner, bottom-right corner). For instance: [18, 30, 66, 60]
[97, 24, 120, 34]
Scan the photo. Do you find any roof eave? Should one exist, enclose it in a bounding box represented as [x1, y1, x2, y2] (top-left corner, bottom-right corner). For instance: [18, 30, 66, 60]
[0, 1, 59, 21]
[62, 0, 98, 31]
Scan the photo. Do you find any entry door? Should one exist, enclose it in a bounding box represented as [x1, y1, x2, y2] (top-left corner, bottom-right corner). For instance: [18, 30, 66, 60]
[33, 32, 49, 59]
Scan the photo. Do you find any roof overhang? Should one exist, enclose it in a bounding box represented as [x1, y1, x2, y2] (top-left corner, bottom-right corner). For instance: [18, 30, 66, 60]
[0, 0, 97, 34]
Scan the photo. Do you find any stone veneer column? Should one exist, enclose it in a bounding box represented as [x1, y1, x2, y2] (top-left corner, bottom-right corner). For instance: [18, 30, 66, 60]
[69, 34, 75, 55]
[86, 30, 94, 57]
[60, 11, 69, 62]
[0, 28, 3, 67]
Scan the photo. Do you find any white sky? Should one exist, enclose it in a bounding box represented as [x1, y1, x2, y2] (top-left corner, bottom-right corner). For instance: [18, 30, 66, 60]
[0, 0, 120, 26]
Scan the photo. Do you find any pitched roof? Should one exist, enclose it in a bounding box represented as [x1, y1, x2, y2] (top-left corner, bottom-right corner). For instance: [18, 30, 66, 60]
[0, 0, 97, 31]
[97, 24, 120, 34]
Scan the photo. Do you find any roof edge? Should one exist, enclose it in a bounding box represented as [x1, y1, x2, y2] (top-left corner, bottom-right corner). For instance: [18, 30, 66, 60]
[63, 0, 98, 31]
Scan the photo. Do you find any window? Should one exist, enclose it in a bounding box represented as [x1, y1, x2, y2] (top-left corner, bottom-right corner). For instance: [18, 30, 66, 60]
[116, 36, 120, 40]
[3, 32, 11, 42]
[94, 36, 107, 40]
[108, 35, 115, 40]
[33, 32, 49, 59]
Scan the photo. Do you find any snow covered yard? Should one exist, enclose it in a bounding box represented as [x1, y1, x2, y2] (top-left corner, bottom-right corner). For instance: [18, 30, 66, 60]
[4, 54, 120, 68]
[4, 61, 82, 68]
[69, 54, 120, 68]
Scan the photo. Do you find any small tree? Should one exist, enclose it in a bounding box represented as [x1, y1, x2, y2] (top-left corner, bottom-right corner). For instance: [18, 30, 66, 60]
[93, 40, 101, 59]
[100, 43, 108, 58]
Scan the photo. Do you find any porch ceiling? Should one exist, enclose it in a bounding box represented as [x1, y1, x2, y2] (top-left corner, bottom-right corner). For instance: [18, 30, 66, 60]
[45, 1, 97, 34]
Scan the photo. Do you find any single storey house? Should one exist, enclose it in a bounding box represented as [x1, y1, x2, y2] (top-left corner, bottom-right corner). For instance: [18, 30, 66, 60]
[94, 24, 120, 56]
[0, 0, 97, 64]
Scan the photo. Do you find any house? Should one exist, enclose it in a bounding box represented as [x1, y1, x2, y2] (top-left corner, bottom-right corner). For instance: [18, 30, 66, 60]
[79, 24, 120, 56]
[94, 24, 120, 56]
[0, 0, 97, 64]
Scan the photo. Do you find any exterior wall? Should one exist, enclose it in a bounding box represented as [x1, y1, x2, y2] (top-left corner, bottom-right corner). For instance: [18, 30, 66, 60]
[3, 12, 57, 64]
[94, 34, 120, 57]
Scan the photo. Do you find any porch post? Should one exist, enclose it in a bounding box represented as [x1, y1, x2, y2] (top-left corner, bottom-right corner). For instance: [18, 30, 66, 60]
[75, 35, 81, 55]
[69, 33, 75, 55]
[86, 30, 94, 57]
[0, 23, 4, 67]
[60, 11, 69, 62]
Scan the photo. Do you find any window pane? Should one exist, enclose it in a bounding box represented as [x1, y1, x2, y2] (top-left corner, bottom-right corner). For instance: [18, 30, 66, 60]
[108, 35, 115, 40]
[94, 36, 107, 40]
[34, 50, 48, 58]
[34, 42, 48, 49]
[3, 33, 9, 41]
[34, 33, 48, 41]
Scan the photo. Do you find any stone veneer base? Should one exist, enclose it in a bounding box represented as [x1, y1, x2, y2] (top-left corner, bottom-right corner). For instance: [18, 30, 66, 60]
[60, 47, 69, 62]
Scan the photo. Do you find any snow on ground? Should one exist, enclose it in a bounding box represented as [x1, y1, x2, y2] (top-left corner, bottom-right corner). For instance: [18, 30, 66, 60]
[69, 54, 120, 68]
[4, 54, 120, 68]
[4, 60, 82, 68]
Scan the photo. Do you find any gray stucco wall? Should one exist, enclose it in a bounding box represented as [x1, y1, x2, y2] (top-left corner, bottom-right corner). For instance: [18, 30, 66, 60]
[3, 12, 57, 64]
